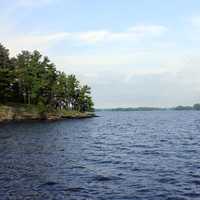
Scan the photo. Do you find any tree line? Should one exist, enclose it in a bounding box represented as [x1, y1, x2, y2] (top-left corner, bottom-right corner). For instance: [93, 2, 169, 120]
[0, 43, 94, 112]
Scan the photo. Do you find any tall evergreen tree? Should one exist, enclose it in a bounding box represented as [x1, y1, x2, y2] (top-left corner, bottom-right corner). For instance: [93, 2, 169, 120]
[0, 43, 94, 112]
[0, 44, 14, 102]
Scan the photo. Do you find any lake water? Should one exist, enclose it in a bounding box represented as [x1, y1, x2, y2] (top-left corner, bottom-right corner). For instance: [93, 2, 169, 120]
[0, 111, 200, 200]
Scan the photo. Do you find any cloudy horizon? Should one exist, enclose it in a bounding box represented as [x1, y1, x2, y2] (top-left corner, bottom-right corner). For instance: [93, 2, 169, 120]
[1, 0, 200, 108]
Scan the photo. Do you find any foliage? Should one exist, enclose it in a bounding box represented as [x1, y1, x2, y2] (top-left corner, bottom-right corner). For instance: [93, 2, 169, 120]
[174, 105, 193, 110]
[193, 104, 200, 110]
[0, 43, 94, 112]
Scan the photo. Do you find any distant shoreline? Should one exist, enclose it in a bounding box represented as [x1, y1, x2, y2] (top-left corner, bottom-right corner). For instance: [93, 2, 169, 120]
[96, 104, 200, 112]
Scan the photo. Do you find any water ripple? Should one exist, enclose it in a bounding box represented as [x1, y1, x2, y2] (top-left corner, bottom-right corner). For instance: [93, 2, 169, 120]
[1, 111, 200, 199]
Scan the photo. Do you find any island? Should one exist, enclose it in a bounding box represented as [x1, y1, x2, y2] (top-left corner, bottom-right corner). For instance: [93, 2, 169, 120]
[0, 43, 95, 122]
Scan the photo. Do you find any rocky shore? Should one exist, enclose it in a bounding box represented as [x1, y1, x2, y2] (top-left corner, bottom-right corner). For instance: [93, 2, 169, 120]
[0, 104, 96, 123]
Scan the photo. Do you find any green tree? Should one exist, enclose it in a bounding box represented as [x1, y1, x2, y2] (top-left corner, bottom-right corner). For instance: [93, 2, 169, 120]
[193, 104, 200, 110]
[0, 43, 14, 102]
[15, 51, 57, 105]
[65, 74, 79, 109]
[0, 44, 94, 112]
[52, 72, 68, 109]
[75, 85, 94, 112]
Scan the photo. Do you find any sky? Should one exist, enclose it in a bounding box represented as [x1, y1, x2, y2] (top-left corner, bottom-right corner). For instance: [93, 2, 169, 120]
[1, 0, 200, 108]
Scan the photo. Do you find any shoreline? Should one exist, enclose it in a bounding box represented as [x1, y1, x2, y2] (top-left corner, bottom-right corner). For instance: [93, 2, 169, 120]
[0, 104, 96, 123]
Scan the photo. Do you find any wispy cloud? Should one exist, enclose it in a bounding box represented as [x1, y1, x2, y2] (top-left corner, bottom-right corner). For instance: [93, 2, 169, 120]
[191, 16, 200, 28]
[16, 0, 54, 7]
[1, 0, 199, 107]
[128, 25, 167, 36]
[4, 24, 167, 54]
[71, 25, 167, 44]
[5, 32, 70, 54]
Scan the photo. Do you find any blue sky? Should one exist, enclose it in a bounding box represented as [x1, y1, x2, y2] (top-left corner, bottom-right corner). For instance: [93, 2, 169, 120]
[1, 0, 200, 108]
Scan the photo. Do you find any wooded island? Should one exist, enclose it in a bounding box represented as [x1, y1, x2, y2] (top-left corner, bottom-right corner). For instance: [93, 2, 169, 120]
[0, 43, 94, 122]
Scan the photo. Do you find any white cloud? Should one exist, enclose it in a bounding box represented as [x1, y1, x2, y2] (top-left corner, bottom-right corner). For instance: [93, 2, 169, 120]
[54, 50, 182, 73]
[75, 31, 109, 43]
[4, 24, 168, 54]
[16, 0, 54, 7]
[5, 32, 70, 54]
[91, 63, 200, 108]
[191, 16, 200, 28]
[53, 51, 200, 108]
[129, 25, 167, 36]
[1, 0, 200, 108]
[73, 25, 167, 44]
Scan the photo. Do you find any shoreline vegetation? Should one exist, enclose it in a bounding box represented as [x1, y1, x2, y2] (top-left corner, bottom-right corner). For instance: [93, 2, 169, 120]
[0, 43, 95, 122]
[0, 104, 96, 123]
[96, 104, 200, 112]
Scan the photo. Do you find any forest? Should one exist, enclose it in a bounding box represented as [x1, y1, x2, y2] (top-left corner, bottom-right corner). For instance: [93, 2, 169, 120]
[0, 43, 94, 113]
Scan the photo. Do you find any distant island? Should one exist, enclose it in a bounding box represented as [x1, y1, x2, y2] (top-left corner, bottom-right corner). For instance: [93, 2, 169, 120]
[0, 43, 94, 122]
[96, 104, 200, 111]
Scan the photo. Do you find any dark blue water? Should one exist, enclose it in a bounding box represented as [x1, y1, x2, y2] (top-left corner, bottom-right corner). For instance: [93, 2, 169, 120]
[0, 111, 200, 200]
